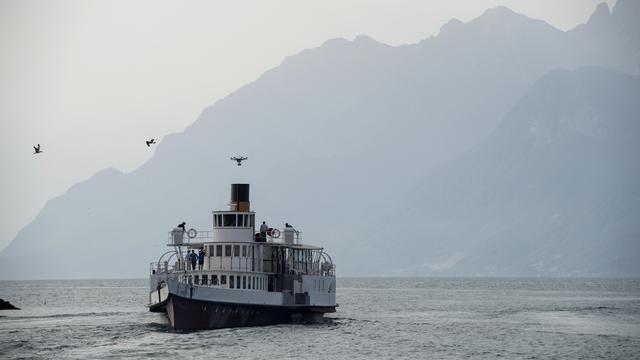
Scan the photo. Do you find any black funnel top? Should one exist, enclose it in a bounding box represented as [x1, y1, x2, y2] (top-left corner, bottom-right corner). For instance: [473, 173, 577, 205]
[230, 184, 250, 202]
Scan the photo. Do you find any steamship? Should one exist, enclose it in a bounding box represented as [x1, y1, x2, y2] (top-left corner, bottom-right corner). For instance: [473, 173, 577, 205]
[148, 183, 336, 330]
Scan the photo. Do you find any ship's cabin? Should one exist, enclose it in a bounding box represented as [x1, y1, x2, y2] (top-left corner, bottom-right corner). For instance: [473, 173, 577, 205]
[211, 210, 255, 243]
[212, 211, 255, 229]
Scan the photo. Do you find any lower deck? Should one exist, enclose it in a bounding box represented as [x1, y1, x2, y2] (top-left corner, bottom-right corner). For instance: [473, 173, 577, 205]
[166, 273, 336, 307]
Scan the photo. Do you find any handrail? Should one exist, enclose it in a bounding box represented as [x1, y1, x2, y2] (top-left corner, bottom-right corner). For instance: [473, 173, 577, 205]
[267, 229, 303, 244]
[167, 230, 214, 245]
[166, 229, 304, 245]
[149, 261, 175, 274]
[157, 250, 175, 263]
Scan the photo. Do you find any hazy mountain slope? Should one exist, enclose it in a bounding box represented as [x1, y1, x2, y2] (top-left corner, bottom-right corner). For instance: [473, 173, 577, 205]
[1, 1, 639, 279]
[570, 0, 640, 74]
[352, 67, 640, 276]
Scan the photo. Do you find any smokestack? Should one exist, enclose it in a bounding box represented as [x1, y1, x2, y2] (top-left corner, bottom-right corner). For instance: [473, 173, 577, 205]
[230, 184, 250, 211]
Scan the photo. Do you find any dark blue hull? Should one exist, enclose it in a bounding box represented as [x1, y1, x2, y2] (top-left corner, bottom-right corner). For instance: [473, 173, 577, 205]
[166, 294, 335, 331]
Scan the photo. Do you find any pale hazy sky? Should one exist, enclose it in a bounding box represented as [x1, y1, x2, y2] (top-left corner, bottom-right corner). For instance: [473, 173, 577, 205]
[0, 0, 615, 251]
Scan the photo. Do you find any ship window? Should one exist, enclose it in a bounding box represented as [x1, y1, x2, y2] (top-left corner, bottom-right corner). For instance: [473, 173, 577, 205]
[239, 215, 245, 227]
[233, 245, 240, 257]
[221, 275, 227, 285]
[252, 277, 255, 289]
[230, 276, 234, 289]
[202, 275, 208, 285]
[225, 245, 231, 257]
[194, 275, 199, 285]
[237, 276, 241, 288]
[212, 275, 218, 285]
[223, 214, 236, 227]
[250, 214, 255, 227]
[242, 245, 247, 257]
[216, 245, 222, 257]
[242, 276, 246, 289]
[218, 214, 222, 226]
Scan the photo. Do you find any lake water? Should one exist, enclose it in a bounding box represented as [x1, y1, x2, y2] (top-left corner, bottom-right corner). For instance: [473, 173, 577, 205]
[1, 278, 639, 359]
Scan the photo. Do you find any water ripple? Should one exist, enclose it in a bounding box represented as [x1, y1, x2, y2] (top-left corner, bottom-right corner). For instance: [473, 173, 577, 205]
[0, 278, 639, 359]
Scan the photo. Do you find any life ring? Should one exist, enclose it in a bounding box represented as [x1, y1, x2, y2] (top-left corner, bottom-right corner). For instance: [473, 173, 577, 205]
[187, 228, 197, 239]
[269, 228, 281, 239]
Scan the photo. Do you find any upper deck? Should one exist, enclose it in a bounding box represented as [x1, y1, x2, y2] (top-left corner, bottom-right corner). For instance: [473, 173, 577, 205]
[167, 228, 306, 247]
[164, 228, 333, 273]
[153, 183, 335, 279]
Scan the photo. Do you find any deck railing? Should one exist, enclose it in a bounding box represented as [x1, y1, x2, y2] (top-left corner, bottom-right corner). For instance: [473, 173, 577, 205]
[167, 229, 303, 245]
[167, 230, 213, 245]
[149, 261, 176, 275]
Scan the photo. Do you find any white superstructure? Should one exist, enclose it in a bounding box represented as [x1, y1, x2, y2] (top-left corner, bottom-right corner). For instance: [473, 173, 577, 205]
[148, 183, 336, 330]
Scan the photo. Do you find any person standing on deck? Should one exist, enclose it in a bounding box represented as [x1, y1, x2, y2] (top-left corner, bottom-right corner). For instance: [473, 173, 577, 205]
[260, 221, 268, 242]
[189, 250, 197, 271]
[198, 249, 206, 270]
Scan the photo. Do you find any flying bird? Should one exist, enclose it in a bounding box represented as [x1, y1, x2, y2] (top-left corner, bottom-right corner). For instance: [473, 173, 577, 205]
[146, 139, 156, 147]
[33, 144, 43, 154]
[231, 156, 248, 166]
